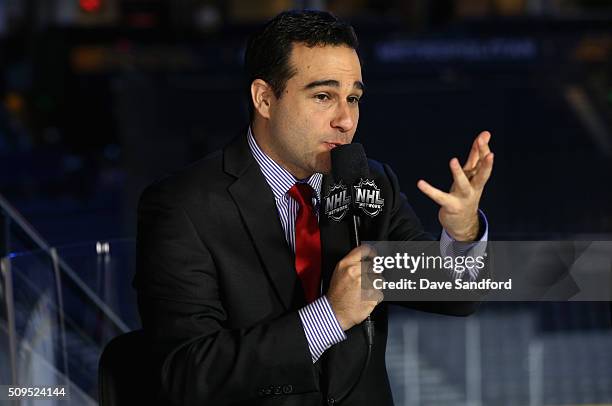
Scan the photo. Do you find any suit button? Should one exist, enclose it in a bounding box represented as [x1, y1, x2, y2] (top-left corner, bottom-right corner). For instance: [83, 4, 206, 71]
[273, 386, 282, 395]
[327, 396, 336, 405]
[282, 384, 293, 394]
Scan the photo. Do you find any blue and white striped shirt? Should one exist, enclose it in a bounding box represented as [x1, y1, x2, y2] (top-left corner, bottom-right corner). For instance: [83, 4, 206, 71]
[247, 129, 346, 363]
[247, 128, 488, 363]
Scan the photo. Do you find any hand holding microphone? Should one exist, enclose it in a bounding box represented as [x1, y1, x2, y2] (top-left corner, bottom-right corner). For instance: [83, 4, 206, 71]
[327, 244, 382, 331]
[325, 143, 384, 331]
[323, 143, 382, 405]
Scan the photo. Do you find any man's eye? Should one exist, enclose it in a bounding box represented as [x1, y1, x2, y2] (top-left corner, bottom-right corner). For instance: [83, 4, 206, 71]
[315, 94, 330, 101]
[348, 96, 361, 104]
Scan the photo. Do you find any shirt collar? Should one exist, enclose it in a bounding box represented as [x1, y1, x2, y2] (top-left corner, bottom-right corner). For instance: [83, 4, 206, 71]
[247, 127, 323, 202]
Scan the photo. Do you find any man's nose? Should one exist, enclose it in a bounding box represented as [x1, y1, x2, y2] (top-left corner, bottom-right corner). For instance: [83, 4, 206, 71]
[330, 101, 356, 132]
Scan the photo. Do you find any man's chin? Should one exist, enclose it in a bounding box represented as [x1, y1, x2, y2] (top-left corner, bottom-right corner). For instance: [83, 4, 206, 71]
[314, 156, 332, 175]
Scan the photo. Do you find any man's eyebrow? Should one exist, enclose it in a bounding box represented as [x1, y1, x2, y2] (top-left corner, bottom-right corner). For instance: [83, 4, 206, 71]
[303, 80, 365, 92]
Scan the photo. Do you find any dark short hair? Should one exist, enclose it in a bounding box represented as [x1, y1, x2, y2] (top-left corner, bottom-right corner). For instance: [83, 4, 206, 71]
[244, 10, 359, 118]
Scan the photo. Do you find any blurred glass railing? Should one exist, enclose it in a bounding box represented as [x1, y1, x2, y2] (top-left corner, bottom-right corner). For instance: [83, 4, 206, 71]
[1, 239, 137, 404]
[1, 192, 139, 402]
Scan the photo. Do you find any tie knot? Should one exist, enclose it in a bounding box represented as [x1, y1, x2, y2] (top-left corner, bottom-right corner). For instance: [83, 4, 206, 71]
[288, 183, 316, 208]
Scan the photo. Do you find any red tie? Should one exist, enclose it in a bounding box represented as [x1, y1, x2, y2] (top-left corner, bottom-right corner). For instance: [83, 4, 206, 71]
[288, 183, 322, 303]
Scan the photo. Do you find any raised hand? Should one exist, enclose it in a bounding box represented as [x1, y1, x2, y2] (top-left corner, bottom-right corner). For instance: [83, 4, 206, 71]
[417, 131, 494, 241]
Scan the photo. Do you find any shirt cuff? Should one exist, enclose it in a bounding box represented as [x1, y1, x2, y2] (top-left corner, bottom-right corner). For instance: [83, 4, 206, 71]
[440, 209, 489, 281]
[298, 295, 347, 363]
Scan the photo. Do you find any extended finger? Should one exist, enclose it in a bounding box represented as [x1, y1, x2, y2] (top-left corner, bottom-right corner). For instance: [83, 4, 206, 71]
[450, 157, 471, 194]
[464, 138, 481, 171]
[464, 160, 480, 180]
[471, 152, 494, 190]
[477, 131, 492, 160]
[417, 179, 452, 206]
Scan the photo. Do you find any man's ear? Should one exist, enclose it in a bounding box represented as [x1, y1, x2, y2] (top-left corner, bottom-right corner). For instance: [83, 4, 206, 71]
[251, 79, 274, 119]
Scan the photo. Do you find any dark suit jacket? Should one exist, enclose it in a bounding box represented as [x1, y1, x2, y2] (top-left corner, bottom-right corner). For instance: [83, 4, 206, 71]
[134, 134, 480, 406]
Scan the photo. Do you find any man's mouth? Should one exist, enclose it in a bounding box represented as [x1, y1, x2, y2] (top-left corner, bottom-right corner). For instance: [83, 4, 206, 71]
[324, 142, 345, 150]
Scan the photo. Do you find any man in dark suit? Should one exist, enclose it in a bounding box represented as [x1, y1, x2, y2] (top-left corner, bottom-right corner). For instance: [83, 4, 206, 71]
[134, 10, 494, 406]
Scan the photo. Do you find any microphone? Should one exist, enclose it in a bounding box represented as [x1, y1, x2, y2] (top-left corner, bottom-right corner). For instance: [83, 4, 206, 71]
[327, 143, 382, 404]
[330, 143, 370, 248]
[330, 143, 378, 339]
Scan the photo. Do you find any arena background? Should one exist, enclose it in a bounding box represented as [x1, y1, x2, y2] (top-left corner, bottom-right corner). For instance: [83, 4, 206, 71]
[1, 1, 611, 404]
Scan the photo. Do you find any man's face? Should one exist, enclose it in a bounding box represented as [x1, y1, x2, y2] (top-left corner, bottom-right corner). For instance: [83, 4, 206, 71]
[266, 43, 363, 178]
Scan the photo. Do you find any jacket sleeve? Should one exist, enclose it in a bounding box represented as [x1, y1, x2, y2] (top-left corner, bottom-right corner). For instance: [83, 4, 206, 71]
[133, 182, 319, 405]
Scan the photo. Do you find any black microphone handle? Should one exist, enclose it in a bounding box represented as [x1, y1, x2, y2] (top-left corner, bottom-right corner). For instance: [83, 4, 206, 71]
[350, 214, 374, 345]
[350, 215, 360, 247]
[331, 213, 374, 405]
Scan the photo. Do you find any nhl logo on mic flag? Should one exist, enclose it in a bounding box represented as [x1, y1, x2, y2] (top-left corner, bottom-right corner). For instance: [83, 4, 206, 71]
[324, 178, 385, 221]
[324, 182, 351, 221]
[354, 178, 385, 217]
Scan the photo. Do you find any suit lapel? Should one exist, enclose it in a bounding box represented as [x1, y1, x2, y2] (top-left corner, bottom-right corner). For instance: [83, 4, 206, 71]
[225, 134, 305, 311]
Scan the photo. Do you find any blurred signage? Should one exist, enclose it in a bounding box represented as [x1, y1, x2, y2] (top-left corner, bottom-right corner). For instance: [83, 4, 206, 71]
[71, 45, 197, 73]
[572, 35, 612, 63]
[376, 38, 538, 63]
[79, 0, 103, 13]
[76, 0, 118, 26]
